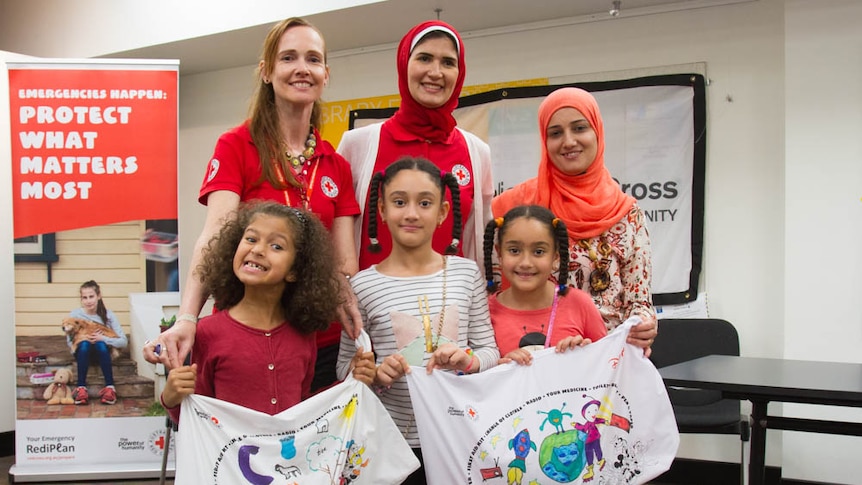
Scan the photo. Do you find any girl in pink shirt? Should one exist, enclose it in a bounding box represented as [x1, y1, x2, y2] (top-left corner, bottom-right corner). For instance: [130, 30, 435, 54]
[484, 205, 606, 365]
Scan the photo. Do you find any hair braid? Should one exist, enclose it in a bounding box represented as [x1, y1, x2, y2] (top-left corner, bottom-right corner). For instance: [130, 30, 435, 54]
[553, 218, 571, 295]
[367, 171, 384, 253]
[483, 217, 502, 293]
[441, 172, 462, 255]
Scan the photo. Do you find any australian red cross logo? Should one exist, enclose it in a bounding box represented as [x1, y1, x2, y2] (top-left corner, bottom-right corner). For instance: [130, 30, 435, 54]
[320, 176, 339, 198]
[451, 164, 471, 186]
[148, 429, 175, 456]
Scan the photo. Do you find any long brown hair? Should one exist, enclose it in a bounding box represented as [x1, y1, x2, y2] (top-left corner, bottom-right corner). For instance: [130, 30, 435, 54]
[249, 17, 328, 190]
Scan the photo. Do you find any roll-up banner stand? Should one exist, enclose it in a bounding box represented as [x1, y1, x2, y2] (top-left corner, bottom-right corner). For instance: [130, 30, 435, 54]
[5, 58, 179, 482]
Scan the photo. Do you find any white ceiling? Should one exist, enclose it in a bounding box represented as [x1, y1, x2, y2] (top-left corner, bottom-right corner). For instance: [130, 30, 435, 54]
[101, 0, 753, 75]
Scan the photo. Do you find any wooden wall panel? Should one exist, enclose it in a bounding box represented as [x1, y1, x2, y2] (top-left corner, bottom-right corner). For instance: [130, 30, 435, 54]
[14, 221, 147, 336]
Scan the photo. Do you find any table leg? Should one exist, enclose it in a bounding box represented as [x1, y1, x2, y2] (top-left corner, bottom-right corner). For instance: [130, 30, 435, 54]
[748, 399, 768, 485]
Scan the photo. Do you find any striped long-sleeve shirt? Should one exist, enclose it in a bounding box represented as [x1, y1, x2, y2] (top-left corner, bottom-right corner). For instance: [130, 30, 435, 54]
[336, 255, 499, 447]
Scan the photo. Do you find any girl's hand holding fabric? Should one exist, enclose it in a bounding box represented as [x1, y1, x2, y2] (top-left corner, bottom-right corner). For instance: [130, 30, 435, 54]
[161, 364, 197, 409]
[555, 335, 592, 353]
[425, 343, 472, 374]
[350, 347, 376, 386]
[499, 348, 533, 366]
[375, 353, 410, 387]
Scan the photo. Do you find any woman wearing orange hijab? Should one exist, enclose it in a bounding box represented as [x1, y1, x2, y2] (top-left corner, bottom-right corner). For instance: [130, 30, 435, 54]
[492, 87, 657, 353]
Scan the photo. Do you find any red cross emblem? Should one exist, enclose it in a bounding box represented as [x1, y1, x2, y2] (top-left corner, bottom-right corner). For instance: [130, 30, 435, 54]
[451, 164, 471, 186]
[466, 405, 479, 420]
[320, 175, 339, 198]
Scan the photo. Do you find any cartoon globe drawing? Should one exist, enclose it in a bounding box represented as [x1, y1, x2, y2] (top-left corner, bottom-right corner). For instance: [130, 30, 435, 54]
[538, 430, 586, 482]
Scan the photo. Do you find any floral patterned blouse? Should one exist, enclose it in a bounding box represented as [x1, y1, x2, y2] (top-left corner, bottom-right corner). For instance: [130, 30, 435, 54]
[566, 203, 655, 332]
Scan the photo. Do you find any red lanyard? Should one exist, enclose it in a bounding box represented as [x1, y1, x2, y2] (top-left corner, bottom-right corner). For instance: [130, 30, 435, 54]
[273, 157, 320, 210]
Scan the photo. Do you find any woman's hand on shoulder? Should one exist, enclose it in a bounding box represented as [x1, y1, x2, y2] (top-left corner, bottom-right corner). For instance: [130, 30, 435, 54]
[161, 364, 197, 409]
[336, 276, 363, 339]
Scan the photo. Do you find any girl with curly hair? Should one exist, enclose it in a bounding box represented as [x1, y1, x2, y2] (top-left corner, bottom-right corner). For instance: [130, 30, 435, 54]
[161, 201, 375, 420]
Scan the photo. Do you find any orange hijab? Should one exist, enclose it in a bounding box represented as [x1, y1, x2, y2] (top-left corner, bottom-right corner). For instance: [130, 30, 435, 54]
[493, 87, 634, 240]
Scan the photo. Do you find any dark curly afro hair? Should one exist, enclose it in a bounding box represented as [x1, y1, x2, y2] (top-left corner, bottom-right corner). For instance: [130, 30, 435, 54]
[197, 200, 343, 334]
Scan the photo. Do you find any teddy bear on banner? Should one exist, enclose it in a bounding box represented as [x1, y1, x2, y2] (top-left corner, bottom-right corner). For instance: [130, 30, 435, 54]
[43, 367, 75, 405]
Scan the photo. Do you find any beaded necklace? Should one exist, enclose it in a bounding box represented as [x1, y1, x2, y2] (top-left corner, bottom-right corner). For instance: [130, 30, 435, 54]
[578, 237, 613, 293]
[283, 128, 316, 169]
[272, 129, 320, 211]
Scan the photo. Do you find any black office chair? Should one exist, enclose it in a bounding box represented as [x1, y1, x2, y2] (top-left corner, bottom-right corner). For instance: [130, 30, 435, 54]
[649, 318, 751, 484]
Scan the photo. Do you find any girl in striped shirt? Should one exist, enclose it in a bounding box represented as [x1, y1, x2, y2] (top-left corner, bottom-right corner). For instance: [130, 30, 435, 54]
[336, 156, 499, 485]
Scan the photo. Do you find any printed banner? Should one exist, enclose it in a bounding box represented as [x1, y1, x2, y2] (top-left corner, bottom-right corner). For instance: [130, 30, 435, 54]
[13, 417, 173, 472]
[7, 64, 178, 238]
[406, 321, 679, 485]
[8, 59, 179, 482]
[176, 377, 419, 484]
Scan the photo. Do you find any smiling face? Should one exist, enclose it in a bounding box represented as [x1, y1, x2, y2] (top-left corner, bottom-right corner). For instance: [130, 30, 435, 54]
[379, 168, 450, 252]
[497, 217, 559, 295]
[545, 107, 598, 176]
[262, 25, 329, 109]
[233, 213, 297, 288]
[406, 34, 459, 109]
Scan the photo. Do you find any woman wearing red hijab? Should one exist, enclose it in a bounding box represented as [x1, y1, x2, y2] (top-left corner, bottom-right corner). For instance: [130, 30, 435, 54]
[338, 20, 493, 271]
[492, 87, 658, 354]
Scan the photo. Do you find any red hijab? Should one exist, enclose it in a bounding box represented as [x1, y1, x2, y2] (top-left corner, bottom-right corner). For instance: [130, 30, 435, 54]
[493, 87, 634, 240]
[386, 20, 466, 143]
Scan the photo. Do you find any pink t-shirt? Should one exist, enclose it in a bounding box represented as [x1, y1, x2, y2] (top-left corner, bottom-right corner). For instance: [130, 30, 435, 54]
[489, 288, 607, 356]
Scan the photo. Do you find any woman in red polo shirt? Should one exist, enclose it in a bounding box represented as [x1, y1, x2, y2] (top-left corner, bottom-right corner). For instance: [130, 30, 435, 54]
[145, 17, 361, 393]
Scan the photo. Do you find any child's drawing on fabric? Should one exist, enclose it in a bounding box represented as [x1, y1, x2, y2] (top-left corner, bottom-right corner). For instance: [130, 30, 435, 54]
[406, 319, 679, 485]
[176, 377, 418, 485]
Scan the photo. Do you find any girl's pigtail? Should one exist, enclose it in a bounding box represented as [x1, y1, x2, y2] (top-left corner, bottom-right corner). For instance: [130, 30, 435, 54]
[441, 172, 462, 255]
[367, 171, 384, 253]
[483, 217, 503, 294]
[553, 217, 571, 296]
